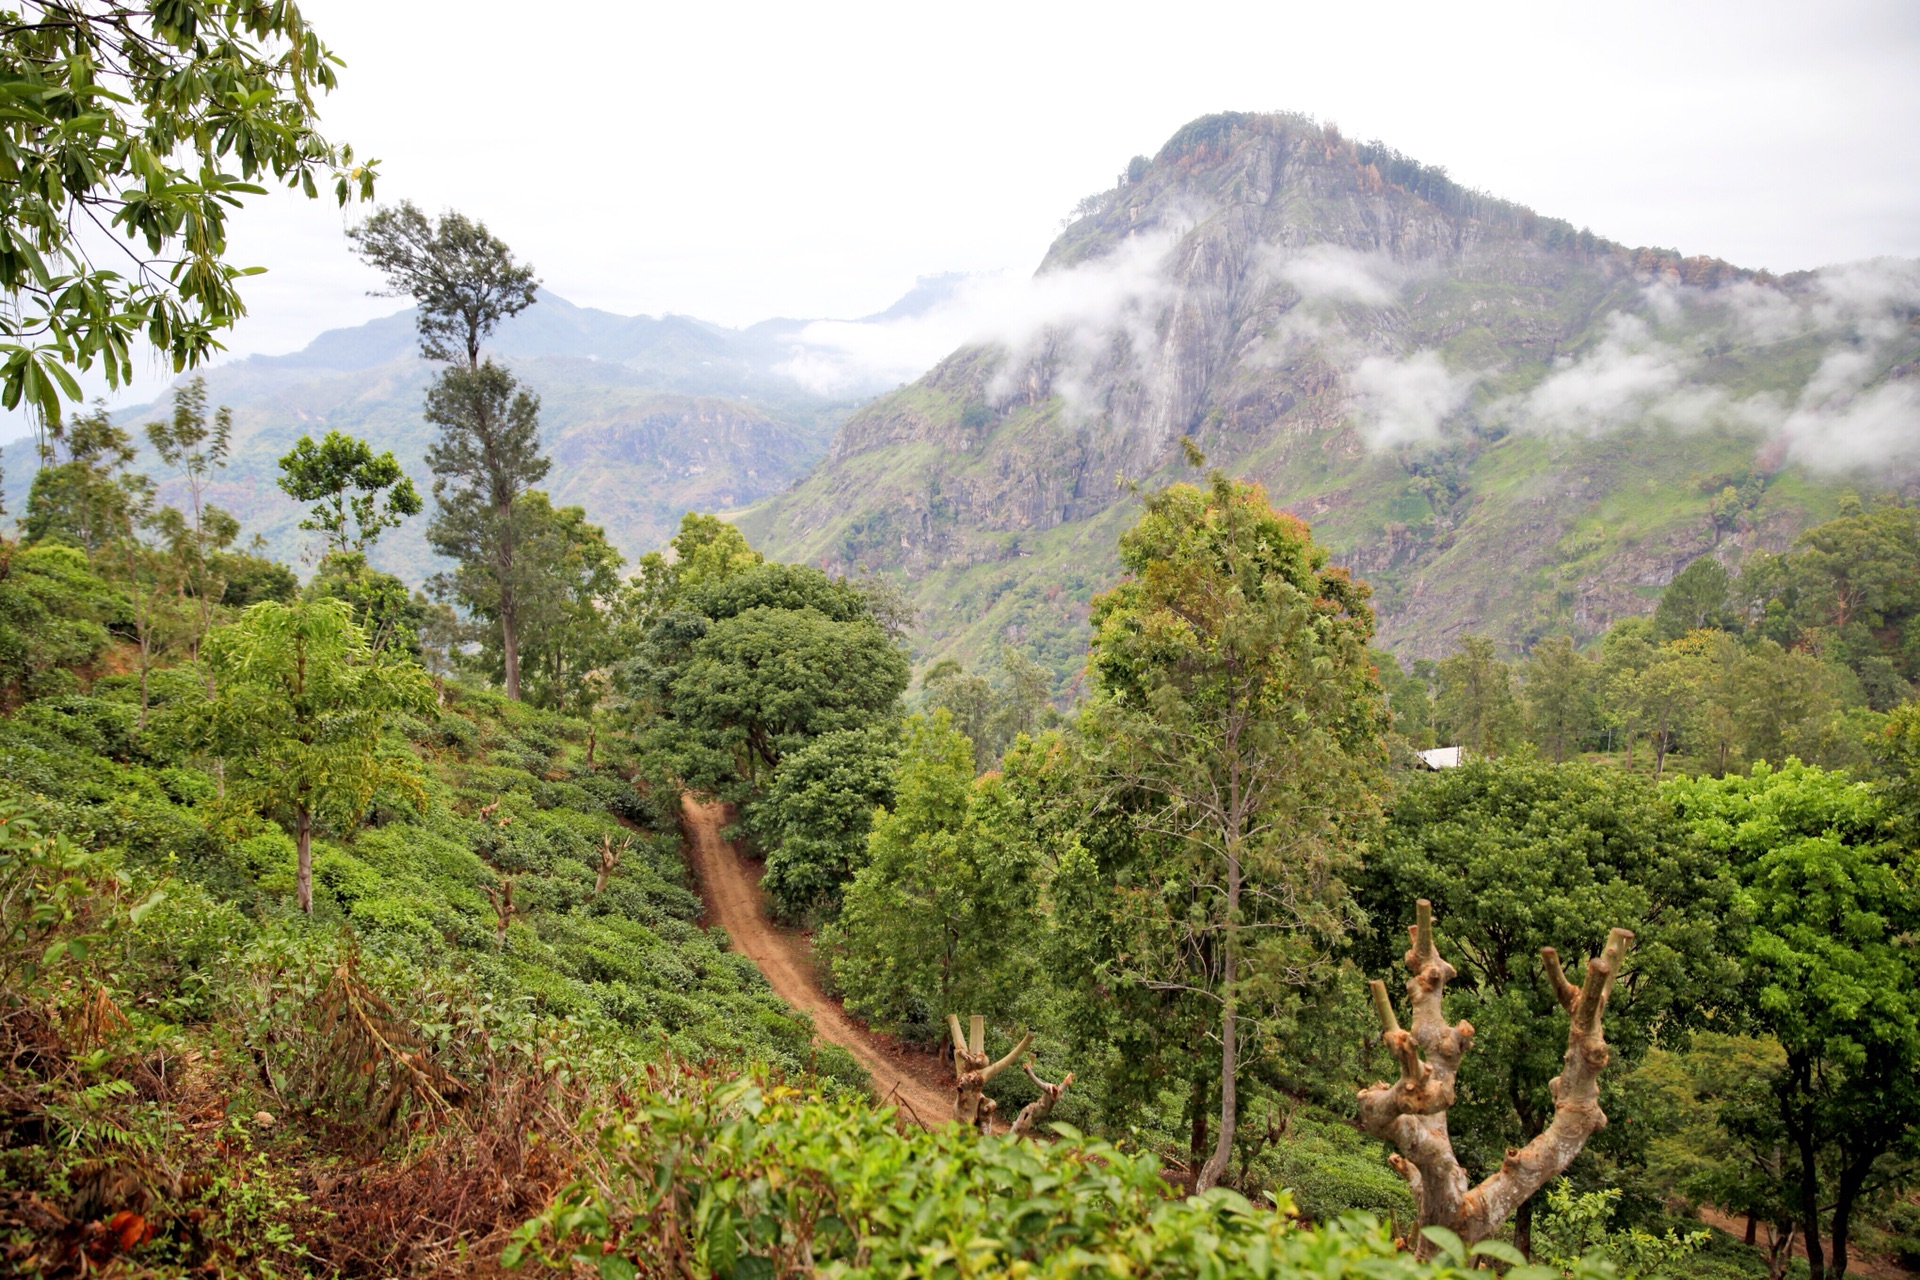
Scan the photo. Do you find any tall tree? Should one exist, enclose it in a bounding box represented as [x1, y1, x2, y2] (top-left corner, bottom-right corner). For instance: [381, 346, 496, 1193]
[1631, 643, 1707, 777]
[989, 647, 1054, 746]
[1731, 639, 1843, 768]
[922, 659, 996, 770]
[348, 201, 538, 369]
[276, 430, 422, 555]
[420, 363, 550, 700]
[0, 0, 374, 425]
[350, 202, 545, 698]
[182, 598, 435, 914]
[1084, 472, 1386, 1190]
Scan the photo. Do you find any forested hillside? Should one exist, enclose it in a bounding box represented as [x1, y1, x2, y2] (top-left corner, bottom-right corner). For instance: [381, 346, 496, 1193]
[739, 112, 1918, 684]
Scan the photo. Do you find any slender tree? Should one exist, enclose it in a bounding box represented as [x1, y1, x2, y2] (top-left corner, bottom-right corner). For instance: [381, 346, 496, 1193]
[1083, 471, 1386, 1190]
[146, 377, 234, 654]
[350, 202, 545, 698]
[276, 430, 422, 555]
[184, 598, 435, 914]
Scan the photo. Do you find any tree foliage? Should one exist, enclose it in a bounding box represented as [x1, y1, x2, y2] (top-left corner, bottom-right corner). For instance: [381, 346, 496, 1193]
[830, 712, 1040, 1041]
[752, 723, 897, 923]
[1434, 637, 1519, 757]
[0, 0, 376, 423]
[1668, 760, 1920, 1280]
[178, 597, 435, 913]
[348, 200, 538, 368]
[276, 430, 422, 555]
[1083, 472, 1385, 1190]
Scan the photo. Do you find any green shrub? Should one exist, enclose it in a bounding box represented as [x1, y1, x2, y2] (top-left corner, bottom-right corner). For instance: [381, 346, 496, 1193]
[1265, 1112, 1417, 1232]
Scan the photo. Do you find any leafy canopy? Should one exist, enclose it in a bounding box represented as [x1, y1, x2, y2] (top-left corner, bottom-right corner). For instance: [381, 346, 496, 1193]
[1083, 470, 1385, 1188]
[276, 430, 422, 555]
[1667, 758, 1920, 1279]
[830, 711, 1040, 1039]
[348, 199, 537, 367]
[181, 597, 435, 845]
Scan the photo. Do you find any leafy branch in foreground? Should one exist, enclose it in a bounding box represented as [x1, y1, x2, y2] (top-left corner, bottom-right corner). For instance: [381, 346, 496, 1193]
[505, 1065, 1606, 1279]
[0, 0, 376, 423]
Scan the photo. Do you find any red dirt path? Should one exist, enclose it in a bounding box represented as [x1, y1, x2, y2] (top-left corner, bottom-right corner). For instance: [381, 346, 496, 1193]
[678, 795, 952, 1126]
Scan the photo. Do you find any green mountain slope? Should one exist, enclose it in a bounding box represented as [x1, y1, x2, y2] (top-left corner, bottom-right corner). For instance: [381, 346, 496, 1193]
[738, 112, 1919, 682]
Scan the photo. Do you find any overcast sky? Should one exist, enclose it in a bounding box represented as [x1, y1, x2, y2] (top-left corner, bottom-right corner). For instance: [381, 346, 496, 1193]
[44, 0, 1920, 420]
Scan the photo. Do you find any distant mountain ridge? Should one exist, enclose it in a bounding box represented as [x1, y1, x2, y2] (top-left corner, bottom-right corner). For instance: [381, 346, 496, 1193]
[737, 111, 1920, 684]
[1, 290, 918, 578]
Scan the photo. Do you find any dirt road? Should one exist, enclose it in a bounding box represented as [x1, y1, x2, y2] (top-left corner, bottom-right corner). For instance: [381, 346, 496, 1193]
[679, 795, 953, 1126]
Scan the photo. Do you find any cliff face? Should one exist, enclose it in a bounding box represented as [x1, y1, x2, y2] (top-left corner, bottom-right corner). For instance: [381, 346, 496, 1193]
[739, 113, 1916, 680]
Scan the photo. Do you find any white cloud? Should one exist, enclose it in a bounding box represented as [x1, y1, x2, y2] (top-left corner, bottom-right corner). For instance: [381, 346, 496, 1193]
[1494, 260, 1920, 470]
[1653, 257, 1920, 346]
[1270, 245, 1402, 306]
[774, 231, 1181, 397]
[1350, 351, 1475, 447]
[1518, 313, 1695, 433]
[1779, 381, 1920, 471]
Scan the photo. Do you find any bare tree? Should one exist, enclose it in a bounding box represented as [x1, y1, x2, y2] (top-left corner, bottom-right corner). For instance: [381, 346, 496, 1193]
[946, 1014, 1030, 1132]
[1358, 900, 1633, 1256]
[1008, 1060, 1074, 1137]
[594, 834, 628, 895]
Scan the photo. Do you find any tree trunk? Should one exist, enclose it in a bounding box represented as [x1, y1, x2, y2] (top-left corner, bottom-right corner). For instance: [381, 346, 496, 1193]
[497, 497, 521, 701]
[947, 1014, 1028, 1130]
[1197, 852, 1242, 1192]
[1187, 1073, 1210, 1195]
[1830, 1154, 1875, 1280]
[1746, 1213, 1758, 1248]
[501, 601, 521, 701]
[295, 807, 314, 915]
[1359, 903, 1634, 1255]
[1793, 1118, 1825, 1280]
[1515, 1192, 1535, 1261]
[1008, 1061, 1072, 1137]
